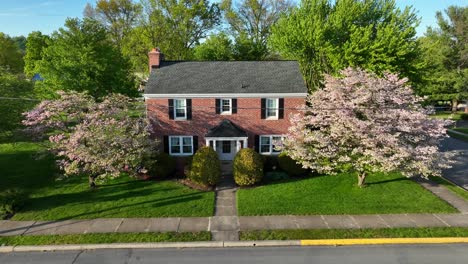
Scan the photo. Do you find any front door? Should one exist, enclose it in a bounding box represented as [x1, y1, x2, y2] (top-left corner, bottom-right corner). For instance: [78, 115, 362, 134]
[216, 140, 236, 160]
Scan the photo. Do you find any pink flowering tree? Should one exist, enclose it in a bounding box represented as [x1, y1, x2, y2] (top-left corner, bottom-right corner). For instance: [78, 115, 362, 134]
[23, 91, 158, 188]
[284, 68, 453, 187]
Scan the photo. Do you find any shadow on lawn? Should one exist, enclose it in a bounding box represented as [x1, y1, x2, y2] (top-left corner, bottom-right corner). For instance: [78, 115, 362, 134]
[367, 177, 408, 186]
[20, 188, 205, 221]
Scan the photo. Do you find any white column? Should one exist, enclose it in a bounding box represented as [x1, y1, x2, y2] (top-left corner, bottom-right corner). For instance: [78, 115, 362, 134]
[243, 139, 247, 148]
[213, 140, 217, 151]
[236, 140, 241, 152]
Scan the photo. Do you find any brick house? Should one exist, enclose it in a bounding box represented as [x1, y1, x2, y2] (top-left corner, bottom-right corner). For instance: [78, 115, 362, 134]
[144, 48, 307, 161]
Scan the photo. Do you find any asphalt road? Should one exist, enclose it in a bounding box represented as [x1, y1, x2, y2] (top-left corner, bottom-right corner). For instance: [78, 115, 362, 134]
[440, 137, 468, 190]
[1, 244, 468, 264]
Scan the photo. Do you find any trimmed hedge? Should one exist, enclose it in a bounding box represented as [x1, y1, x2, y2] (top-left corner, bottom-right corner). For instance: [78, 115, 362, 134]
[151, 152, 176, 178]
[233, 148, 263, 186]
[188, 146, 221, 186]
[278, 152, 307, 176]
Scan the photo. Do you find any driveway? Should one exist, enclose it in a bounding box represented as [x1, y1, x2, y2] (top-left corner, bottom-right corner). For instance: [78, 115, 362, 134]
[440, 137, 468, 190]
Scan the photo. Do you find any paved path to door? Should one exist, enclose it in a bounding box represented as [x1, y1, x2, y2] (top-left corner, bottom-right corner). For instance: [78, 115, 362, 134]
[1, 172, 467, 239]
[440, 136, 468, 190]
[211, 161, 239, 241]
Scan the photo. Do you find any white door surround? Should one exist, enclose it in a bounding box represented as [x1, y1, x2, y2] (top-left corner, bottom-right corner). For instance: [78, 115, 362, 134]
[205, 137, 248, 161]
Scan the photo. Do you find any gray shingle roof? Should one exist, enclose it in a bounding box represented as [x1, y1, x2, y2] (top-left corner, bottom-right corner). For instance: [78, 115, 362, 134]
[205, 119, 247, 137]
[145, 61, 307, 94]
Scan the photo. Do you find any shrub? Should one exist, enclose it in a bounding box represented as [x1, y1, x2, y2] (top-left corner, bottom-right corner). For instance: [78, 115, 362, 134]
[183, 156, 193, 177]
[188, 146, 221, 186]
[0, 189, 27, 219]
[278, 152, 307, 177]
[233, 148, 263, 186]
[263, 155, 279, 172]
[264, 171, 289, 182]
[150, 152, 176, 178]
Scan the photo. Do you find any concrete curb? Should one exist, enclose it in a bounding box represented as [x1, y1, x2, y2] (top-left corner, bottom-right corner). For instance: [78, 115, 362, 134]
[1, 238, 467, 252]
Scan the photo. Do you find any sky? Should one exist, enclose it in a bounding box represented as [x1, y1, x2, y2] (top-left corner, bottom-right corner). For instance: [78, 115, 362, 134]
[0, 0, 466, 37]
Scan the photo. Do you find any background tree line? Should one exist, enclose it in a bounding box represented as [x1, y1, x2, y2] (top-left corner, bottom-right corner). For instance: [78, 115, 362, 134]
[0, 0, 466, 109]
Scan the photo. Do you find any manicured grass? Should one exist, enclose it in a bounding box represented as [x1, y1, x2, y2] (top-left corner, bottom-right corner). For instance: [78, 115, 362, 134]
[429, 111, 464, 120]
[453, 128, 468, 134]
[0, 232, 211, 246]
[237, 172, 457, 216]
[240, 227, 468, 241]
[429, 176, 468, 201]
[0, 142, 215, 220]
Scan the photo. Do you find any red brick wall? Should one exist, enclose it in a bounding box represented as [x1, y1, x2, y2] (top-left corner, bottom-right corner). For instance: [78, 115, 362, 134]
[146, 97, 305, 149]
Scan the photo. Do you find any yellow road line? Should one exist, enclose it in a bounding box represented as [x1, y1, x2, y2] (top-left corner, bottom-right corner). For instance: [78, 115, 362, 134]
[300, 237, 468, 246]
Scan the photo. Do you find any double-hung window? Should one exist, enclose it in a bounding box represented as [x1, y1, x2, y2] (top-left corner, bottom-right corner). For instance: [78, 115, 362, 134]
[174, 99, 187, 120]
[259, 135, 284, 155]
[169, 136, 193, 155]
[265, 98, 279, 119]
[221, 98, 232, 114]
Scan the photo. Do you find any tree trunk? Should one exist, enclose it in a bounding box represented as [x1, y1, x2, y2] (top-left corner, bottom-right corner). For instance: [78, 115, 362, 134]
[357, 173, 367, 188]
[88, 175, 97, 189]
[451, 99, 458, 113]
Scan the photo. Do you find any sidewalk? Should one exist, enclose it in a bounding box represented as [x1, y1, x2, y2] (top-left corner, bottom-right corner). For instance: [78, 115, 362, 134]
[1, 177, 467, 239]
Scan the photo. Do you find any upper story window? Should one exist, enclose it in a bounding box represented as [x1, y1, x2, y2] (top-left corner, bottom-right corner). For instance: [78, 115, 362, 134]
[174, 99, 187, 120]
[169, 136, 193, 155]
[265, 98, 279, 119]
[216, 98, 237, 115]
[259, 135, 284, 155]
[221, 98, 232, 114]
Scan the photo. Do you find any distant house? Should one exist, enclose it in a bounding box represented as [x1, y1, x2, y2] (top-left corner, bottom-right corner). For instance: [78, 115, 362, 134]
[144, 48, 307, 161]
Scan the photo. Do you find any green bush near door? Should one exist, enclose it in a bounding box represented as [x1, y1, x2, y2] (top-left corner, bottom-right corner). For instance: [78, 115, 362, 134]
[233, 148, 264, 186]
[188, 146, 221, 186]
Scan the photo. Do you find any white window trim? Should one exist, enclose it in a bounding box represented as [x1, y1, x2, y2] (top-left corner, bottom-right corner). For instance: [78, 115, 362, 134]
[220, 98, 232, 115]
[265, 98, 279, 120]
[169, 136, 193, 156]
[259, 135, 284, 155]
[174, 99, 187, 120]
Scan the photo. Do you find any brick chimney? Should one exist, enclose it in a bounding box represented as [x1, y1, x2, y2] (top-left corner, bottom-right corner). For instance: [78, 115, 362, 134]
[148, 48, 162, 72]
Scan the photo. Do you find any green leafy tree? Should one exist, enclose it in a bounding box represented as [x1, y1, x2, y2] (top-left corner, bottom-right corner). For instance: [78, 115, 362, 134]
[193, 32, 233, 60]
[85, 0, 143, 47]
[36, 18, 137, 98]
[0, 33, 24, 74]
[418, 6, 467, 111]
[139, 0, 221, 60]
[270, 0, 421, 90]
[0, 68, 35, 136]
[12, 36, 27, 53]
[24, 31, 50, 78]
[222, 0, 292, 60]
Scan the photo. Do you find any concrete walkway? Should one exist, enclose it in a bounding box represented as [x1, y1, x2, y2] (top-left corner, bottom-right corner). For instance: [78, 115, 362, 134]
[1, 213, 468, 237]
[211, 161, 239, 241]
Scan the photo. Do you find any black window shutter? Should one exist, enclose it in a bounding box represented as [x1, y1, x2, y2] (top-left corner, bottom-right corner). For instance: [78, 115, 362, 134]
[261, 98, 266, 119]
[193, 136, 198, 153]
[278, 98, 284, 119]
[215, 99, 221, 114]
[186, 99, 192, 120]
[168, 99, 174, 120]
[163, 136, 169, 153]
[254, 135, 259, 152]
[232, 98, 237, 114]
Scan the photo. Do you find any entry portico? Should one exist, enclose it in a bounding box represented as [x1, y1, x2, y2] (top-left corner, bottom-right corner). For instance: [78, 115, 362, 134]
[205, 119, 248, 161]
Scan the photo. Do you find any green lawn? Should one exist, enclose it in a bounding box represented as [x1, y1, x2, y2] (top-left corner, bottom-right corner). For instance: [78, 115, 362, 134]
[240, 227, 468, 241]
[237, 172, 457, 216]
[0, 232, 210, 246]
[1, 142, 215, 220]
[429, 111, 464, 120]
[453, 128, 468, 134]
[429, 176, 468, 201]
